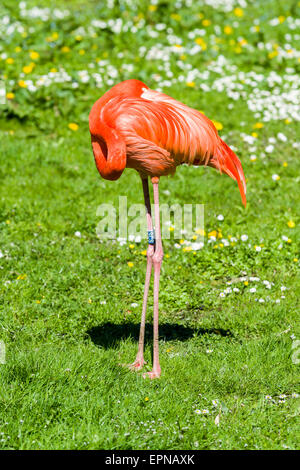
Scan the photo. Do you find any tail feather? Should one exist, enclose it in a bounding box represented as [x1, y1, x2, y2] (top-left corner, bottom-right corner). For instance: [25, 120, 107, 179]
[210, 139, 247, 207]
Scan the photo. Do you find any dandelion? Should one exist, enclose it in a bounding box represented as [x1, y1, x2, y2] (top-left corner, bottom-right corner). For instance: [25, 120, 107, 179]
[170, 13, 181, 21]
[6, 92, 15, 100]
[212, 120, 223, 131]
[68, 123, 79, 131]
[234, 8, 244, 17]
[224, 26, 233, 35]
[18, 80, 27, 88]
[29, 51, 39, 60]
[144, 397, 149, 401]
[127, 262, 134, 268]
[23, 64, 34, 74]
[287, 220, 295, 228]
[253, 122, 264, 129]
[6, 58, 14, 64]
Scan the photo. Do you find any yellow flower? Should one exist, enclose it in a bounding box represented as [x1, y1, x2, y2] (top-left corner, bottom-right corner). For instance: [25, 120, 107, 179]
[239, 38, 248, 46]
[129, 244, 135, 249]
[183, 246, 192, 252]
[6, 58, 14, 64]
[268, 51, 278, 59]
[202, 19, 211, 27]
[254, 25, 260, 32]
[253, 122, 264, 129]
[68, 123, 79, 131]
[75, 35, 83, 41]
[234, 7, 244, 17]
[36, 300, 41, 304]
[251, 132, 258, 138]
[278, 15, 285, 23]
[224, 26, 233, 35]
[171, 13, 181, 21]
[284, 119, 291, 124]
[293, 258, 298, 262]
[244, 281, 249, 286]
[15, 46, 22, 53]
[165, 253, 170, 258]
[18, 80, 27, 88]
[208, 230, 217, 238]
[50, 68, 57, 73]
[212, 120, 223, 131]
[144, 397, 149, 401]
[195, 37, 207, 50]
[169, 226, 174, 232]
[141, 250, 147, 256]
[283, 161, 288, 167]
[148, 5, 157, 11]
[127, 262, 134, 268]
[61, 46, 70, 53]
[17, 274, 27, 280]
[234, 46, 242, 54]
[287, 220, 295, 228]
[22, 64, 34, 74]
[88, 298, 92, 304]
[186, 81, 195, 87]
[196, 228, 206, 236]
[79, 49, 85, 55]
[29, 51, 39, 60]
[6, 92, 15, 100]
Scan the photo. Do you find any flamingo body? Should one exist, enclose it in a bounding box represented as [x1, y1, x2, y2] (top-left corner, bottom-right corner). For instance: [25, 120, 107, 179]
[89, 79, 246, 205]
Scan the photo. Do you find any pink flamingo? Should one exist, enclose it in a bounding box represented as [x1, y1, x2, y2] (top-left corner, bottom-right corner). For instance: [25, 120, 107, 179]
[89, 79, 246, 379]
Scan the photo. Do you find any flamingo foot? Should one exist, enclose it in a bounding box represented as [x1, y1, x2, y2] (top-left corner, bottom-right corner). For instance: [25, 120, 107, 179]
[128, 357, 146, 371]
[143, 369, 161, 379]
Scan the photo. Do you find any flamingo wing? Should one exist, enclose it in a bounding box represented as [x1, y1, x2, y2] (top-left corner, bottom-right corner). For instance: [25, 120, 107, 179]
[101, 87, 219, 167]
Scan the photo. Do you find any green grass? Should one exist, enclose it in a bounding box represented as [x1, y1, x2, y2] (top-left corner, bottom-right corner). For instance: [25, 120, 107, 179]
[0, 0, 299, 450]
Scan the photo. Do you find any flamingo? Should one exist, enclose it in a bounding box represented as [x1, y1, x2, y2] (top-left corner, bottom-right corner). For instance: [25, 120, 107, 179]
[89, 79, 246, 379]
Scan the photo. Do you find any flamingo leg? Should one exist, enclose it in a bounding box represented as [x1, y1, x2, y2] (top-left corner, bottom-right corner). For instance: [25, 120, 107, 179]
[129, 177, 154, 370]
[144, 177, 163, 379]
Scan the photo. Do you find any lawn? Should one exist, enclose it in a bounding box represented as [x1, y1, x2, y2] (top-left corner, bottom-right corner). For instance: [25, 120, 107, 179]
[0, 0, 299, 450]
